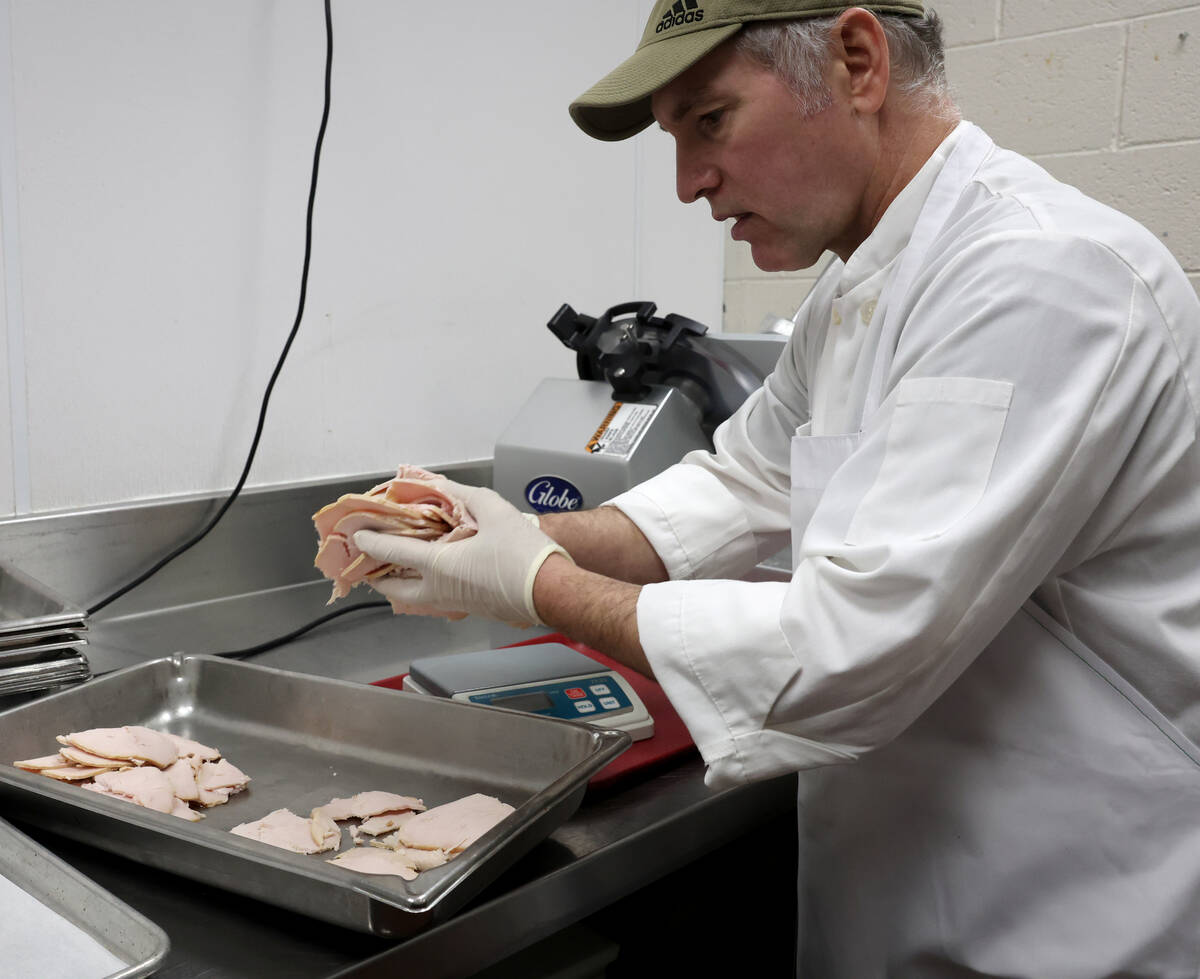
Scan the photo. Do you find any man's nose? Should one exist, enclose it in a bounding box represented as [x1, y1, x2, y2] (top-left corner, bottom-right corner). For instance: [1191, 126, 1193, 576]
[676, 152, 718, 205]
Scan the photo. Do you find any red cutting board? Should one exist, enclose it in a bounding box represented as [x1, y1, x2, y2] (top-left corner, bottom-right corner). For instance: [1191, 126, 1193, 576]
[371, 633, 695, 792]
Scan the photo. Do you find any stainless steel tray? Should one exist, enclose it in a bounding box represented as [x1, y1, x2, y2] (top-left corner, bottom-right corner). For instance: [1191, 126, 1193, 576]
[0, 628, 87, 652]
[0, 652, 91, 695]
[0, 815, 169, 978]
[0, 561, 87, 637]
[0, 654, 629, 937]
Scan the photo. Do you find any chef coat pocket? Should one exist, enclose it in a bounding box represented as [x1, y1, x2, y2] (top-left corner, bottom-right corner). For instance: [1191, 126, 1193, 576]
[791, 429, 860, 565]
[845, 377, 1012, 545]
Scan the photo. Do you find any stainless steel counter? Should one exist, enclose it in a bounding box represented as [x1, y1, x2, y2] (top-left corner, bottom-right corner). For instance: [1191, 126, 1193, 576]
[0, 465, 798, 977]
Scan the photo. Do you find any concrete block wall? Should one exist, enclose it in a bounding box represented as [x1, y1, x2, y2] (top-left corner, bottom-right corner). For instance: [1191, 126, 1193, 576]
[722, 0, 1200, 332]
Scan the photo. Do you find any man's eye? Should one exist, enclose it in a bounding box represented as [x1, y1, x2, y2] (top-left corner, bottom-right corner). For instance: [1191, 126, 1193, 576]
[699, 109, 724, 130]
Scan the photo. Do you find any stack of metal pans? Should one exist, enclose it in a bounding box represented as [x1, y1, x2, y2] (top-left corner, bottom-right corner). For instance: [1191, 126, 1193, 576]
[0, 562, 90, 699]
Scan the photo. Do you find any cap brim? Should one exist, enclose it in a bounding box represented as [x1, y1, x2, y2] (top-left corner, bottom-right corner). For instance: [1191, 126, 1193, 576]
[569, 22, 743, 142]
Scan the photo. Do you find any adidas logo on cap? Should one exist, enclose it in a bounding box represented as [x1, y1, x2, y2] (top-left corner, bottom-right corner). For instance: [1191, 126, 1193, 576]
[656, 0, 704, 33]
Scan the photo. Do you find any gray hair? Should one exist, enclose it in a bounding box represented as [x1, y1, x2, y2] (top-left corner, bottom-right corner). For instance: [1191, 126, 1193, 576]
[732, 11, 959, 120]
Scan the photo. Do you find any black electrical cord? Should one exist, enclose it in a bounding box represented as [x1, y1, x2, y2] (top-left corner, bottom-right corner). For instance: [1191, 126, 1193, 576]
[213, 599, 389, 660]
[87, 0, 334, 617]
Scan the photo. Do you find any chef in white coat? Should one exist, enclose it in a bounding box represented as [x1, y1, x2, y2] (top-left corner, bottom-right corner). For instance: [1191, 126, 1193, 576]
[356, 2, 1200, 975]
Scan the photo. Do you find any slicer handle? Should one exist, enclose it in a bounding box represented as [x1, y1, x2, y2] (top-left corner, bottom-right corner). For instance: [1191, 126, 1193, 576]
[547, 303, 596, 350]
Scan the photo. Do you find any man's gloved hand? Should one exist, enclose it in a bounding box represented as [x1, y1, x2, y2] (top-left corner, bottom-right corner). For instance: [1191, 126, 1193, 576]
[353, 482, 571, 626]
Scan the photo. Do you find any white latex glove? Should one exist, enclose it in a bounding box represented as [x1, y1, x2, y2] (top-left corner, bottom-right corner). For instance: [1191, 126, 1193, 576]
[353, 482, 571, 626]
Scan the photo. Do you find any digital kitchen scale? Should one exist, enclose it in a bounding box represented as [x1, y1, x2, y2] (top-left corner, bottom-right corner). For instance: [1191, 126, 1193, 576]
[404, 643, 654, 741]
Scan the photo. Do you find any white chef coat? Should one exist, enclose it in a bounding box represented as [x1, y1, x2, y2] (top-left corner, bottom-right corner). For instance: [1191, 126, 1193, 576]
[608, 120, 1200, 791]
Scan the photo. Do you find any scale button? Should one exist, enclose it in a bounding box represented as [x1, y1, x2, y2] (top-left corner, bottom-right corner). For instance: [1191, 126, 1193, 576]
[589, 683, 612, 696]
[564, 687, 586, 699]
[598, 696, 620, 710]
[574, 700, 597, 714]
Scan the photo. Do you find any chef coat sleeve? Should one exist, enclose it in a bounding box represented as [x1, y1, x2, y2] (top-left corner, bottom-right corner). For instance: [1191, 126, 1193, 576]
[614, 232, 1198, 788]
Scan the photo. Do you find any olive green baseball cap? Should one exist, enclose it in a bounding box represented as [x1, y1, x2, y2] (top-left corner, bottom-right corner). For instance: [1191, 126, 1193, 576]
[570, 0, 925, 141]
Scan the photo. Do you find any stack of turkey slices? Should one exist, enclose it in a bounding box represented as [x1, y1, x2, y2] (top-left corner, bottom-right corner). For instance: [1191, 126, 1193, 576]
[312, 465, 477, 615]
[13, 725, 249, 821]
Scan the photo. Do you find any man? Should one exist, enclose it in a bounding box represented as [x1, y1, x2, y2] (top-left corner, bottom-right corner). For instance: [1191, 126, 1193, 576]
[357, 2, 1200, 975]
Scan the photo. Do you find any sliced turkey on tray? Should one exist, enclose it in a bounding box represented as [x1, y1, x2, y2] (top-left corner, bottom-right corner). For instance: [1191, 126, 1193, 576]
[311, 808, 342, 851]
[164, 759, 200, 802]
[314, 790, 425, 822]
[328, 847, 419, 879]
[12, 754, 70, 773]
[164, 732, 222, 767]
[13, 726, 246, 820]
[227, 788, 514, 880]
[85, 767, 177, 814]
[37, 762, 114, 782]
[59, 726, 178, 769]
[231, 808, 341, 854]
[58, 745, 131, 770]
[396, 794, 516, 855]
[358, 809, 418, 837]
[327, 845, 443, 879]
[195, 758, 252, 807]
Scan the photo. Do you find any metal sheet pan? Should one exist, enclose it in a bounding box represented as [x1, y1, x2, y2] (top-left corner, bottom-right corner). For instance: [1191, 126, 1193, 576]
[0, 654, 629, 937]
[0, 815, 169, 978]
[0, 636, 89, 671]
[0, 652, 91, 696]
[0, 628, 87, 647]
[0, 561, 87, 637]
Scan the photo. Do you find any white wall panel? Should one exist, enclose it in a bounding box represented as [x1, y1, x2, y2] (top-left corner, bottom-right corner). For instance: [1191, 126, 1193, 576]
[3, 0, 720, 514]
[632, 126, 725, 329]
[0, 212, 12, 519]
[0, 0, 18, 518]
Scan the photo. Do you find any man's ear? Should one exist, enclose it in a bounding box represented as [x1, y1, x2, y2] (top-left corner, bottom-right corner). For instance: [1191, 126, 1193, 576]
[830, 7, 891, 115]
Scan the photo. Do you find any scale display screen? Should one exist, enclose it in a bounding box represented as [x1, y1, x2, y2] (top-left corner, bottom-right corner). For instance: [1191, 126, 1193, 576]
[405, 643, 654, 741]
[465, 674, 634, 722]
[490, 689, 555, 713]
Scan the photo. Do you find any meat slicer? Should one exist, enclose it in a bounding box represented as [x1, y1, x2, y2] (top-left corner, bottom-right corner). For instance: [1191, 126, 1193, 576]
[494, 301, 787, 514]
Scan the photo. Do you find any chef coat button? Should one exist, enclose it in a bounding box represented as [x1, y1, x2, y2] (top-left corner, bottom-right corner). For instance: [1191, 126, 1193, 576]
[832, 308, 843, 326]
[861, 298, 878, 325]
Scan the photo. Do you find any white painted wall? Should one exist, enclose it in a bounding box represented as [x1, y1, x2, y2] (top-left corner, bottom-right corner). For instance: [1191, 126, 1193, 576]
[0, 3, 18, 518]
[0, 193, 13, 518]
[723, 0, 1200, 332]
[0, 0, 723, 518]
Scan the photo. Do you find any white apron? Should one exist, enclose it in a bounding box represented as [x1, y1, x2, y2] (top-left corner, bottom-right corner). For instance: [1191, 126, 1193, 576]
[788, 126, 1200, 977]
